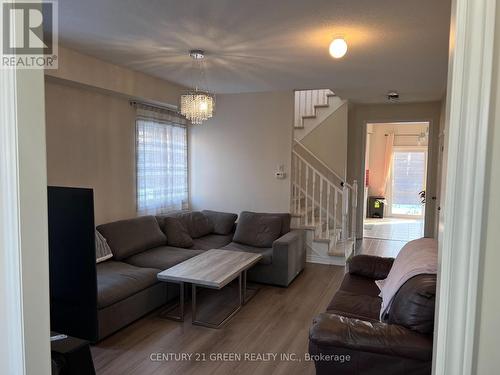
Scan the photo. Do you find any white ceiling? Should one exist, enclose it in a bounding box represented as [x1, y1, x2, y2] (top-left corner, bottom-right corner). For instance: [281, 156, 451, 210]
[55, 0, 451, 103]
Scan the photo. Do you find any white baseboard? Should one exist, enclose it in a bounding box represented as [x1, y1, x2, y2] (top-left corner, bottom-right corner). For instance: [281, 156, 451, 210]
[306, 254, 346, 266]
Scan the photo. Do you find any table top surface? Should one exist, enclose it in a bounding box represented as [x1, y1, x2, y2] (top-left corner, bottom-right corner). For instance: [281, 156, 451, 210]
[50, 332, 89, 354]
[157, 249, 263, 289]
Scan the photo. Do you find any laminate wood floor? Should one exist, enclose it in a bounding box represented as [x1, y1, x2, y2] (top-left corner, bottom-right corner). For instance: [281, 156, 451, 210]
[91, 263, 344, 375]
[356, 237, 408, 258]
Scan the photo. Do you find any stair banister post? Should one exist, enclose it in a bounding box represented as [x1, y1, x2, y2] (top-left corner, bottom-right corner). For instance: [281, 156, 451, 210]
[298, 160, 302, 221]
[312, 172, 316, 226]
[292, 154, 296, 214]
[333, 189, 338, 244]
[351, 180, 358, 240]
[305, 166, 309, 225]
[342, 184, 348, 241]
[326, 185, 331, 239]
[319, 177, 324, 238]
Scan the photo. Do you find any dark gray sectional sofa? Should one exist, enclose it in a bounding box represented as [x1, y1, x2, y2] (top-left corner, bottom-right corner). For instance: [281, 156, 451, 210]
[94, 210, 305, 340]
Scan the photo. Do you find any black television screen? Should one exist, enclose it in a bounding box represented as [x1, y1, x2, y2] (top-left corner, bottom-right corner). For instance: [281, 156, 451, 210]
[47, 186, 98, 341]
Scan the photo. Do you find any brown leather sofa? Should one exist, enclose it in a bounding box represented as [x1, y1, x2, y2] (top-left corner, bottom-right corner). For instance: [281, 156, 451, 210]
[309, 254, 436, 375]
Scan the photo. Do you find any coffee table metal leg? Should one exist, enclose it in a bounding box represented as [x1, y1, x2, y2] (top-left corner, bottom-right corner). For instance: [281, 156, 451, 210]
[159, 282, 184, 321]
[242, 269, 259, 305]
[192, 273, 243, 329]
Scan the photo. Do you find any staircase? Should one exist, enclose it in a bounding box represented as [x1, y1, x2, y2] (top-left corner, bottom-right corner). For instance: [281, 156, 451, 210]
[291, 89, 356, 266]
[294, 89, 345, 141]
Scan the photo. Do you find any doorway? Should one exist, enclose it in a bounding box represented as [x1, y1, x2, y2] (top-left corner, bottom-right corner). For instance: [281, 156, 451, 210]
[362, 122, 429, 253]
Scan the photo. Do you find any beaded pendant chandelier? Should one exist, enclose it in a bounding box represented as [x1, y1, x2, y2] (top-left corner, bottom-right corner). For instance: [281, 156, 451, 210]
[180, 50, 215, 125]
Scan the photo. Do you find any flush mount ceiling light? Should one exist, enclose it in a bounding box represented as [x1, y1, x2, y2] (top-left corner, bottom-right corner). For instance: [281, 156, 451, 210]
[179, 49, 215, 125]
[387, 91, 400, 102]
[329, 38, 348, 59]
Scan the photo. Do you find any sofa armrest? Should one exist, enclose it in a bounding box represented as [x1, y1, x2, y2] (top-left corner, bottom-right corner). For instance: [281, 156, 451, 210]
[273, 230, 305, 260]
[347, 255, 394, 280]
[271, 229, 306, 286]
[309, 313, 432, 361]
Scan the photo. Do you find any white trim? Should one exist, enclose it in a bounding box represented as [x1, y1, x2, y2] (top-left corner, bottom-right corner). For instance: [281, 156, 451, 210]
[0, 2, 26, 372]
[0, 48, 26, 375]
[0, 2, 51, 374]
[433, 0, 497, 374]
[306, 254, 345, 266]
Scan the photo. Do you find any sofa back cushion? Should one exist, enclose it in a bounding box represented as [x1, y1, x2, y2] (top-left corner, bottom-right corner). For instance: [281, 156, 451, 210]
[239, 211, 291, 235]
[175, 211, 213, 238]
[233, 211, 283, 248]
[202, 210, 238, 235]
[96, 216, 166, 260]
[162, 217, 194, 248]
[386, 274, 437, 334]
[157, 211, 213, 239]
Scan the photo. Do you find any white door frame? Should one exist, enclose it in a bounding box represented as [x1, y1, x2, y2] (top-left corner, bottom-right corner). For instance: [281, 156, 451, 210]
[362, 120, 435, 238]
[433, 0, 497, 374]
[0, 1, 51, 373]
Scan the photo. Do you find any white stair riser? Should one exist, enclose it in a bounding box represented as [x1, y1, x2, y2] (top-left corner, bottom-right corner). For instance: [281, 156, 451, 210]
[294, 96, 345, 141]
[294, 223, 356, 265]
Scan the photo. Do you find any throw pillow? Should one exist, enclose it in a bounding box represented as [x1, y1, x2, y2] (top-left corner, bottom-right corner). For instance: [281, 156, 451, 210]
[95, 230, 113, 263]
[96, 216, 167, 260]
[202, 210, 238, 235]
[175, 211, 214, 238]
[233, 211, 282, 248]
[163, 217, 194, 248]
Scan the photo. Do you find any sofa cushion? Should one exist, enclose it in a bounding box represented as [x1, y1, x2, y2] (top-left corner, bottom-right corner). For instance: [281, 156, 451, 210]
[96, 260, 160, 309]
[167, 211, 213, 239]
[97, 216, 166, 260]
[162, 217, 194, 248]
[233, 212, 282, 248]
[190, 233, 233, 251]
[221, 242, 273, 265]
[202, 210, 238, 235]
[339, 273, 382, 297]
[239, 211, 291, 236]
[387, 274, 437, 334]
[124, 246, 203, 270]
[326, 290, 381, 322]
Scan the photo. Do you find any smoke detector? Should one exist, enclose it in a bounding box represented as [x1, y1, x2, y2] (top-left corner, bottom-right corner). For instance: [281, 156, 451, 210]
[387, 91, 399, 102]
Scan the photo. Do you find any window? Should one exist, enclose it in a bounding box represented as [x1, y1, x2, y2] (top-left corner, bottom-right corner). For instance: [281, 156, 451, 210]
[390, 149, 427, 216]
[136, 111, 188, 215]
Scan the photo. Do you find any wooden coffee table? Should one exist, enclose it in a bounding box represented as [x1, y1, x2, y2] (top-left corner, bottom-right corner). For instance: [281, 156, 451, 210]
[157, 249, 262, 328]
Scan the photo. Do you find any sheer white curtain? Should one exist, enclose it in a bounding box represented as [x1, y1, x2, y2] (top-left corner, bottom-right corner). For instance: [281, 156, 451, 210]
[136, 111, 188, 215]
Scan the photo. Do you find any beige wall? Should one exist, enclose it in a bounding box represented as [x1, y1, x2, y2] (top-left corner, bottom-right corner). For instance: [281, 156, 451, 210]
[301, 103, 348, 179]
[45, 47, 186, 225]
[474, 5, 500, 372]
[190, 91, 293, 214]
[46, 46, 185, 106]
[45, 80, 137, 225]
[367, 122, 429, 197]
[347, 101, 442, 238]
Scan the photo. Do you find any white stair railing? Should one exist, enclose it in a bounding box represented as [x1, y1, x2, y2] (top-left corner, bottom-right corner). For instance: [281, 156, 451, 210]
[292, 151, 357, 254]
[294, 89, 334, 128]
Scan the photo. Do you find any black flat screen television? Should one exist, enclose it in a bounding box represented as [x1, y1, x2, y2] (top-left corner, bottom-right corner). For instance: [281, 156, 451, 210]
[47, 186, 98, 341]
